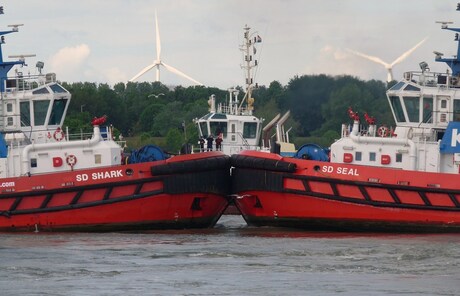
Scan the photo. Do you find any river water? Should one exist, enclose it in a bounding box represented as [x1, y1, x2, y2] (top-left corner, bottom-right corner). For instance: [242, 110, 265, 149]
[0, 215, 459, 296]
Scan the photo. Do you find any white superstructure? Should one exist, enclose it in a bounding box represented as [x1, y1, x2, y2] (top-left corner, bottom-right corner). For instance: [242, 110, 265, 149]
[331, 16, 460, 174]
[0, 20, 122, 178]
[194, 25, 295, 156]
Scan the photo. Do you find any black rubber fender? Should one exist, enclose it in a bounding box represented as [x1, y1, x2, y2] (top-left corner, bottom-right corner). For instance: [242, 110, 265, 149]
[230, 154, 297, 173]
[151, 155, 231, 175]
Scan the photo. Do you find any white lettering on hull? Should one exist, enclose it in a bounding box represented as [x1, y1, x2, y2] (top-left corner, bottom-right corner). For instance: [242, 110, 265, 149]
[0, 181, 15, 187]
[76, 170, 124, 182]
[321, 165, 359, 176]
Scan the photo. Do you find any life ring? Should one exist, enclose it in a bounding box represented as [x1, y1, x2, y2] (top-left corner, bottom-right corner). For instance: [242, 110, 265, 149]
[53, 128, 65, 141]
[66, 154, 77, 167]
[377, 126, 389, 137]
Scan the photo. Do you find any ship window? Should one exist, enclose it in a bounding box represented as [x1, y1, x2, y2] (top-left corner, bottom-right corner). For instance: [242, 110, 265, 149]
[389, 96, 406, 122]
[396, 153, 402, 163]
[441, 100, 447, 109]
[202, 113, 212, 120]
[7, 117, 13, 126]
[403, 96, 420, 122]
[6, 103, 12, 112]
[231, 124, 236, 141]
[441, 113, 447, 122]
[32, 87, 50, 94]
[454, 100, 460, 121]
[210, 122, 227, 138]
[389, 81, 405, 91]
[33, 100, 50, 126]
[423, 97, 433, 123]
[403, 84, 420, 91]
[20, 101, 31, 127]
[95, 154, 101, 164]
[49, 84, 67, 93]
[6, 79, 17, 88]
[369, 152, 376, 161]
[31, 158, 37, 168]
[49, 99, 67, 125]
[211, 114, 227, 120]
[199, 122, 208, 136]
[243, 122, 257, 139]
[355, 151, 362, 161]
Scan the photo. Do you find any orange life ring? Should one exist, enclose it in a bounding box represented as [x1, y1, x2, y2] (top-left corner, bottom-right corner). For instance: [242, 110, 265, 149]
[53, 128, 65, 141]
[66, 154, 77, 167]
[377, 126, 389, 137]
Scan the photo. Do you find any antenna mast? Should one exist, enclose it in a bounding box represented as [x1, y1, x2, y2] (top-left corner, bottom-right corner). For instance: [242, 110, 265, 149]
[240, 25, 261, 114]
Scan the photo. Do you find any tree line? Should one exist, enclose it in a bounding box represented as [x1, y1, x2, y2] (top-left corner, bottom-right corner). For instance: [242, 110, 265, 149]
[62, 74, 394, 152]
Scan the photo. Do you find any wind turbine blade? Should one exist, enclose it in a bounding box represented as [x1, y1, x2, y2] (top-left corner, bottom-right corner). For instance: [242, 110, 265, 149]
[390, 37, 428, 67]
[129, 63, 157, 82]
[162, 62, 203, 85]
[346, 48, 390, 67]
[155, 10, 161, 60]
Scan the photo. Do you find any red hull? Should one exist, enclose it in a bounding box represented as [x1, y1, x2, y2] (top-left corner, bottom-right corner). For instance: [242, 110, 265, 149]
[0, 152, 230, 232]
[231, 151, 460, 232]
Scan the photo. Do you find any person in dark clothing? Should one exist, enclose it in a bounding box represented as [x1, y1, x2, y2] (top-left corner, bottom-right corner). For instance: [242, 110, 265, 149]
[206, 134, 214, 151]
[198, 136, 205, 152]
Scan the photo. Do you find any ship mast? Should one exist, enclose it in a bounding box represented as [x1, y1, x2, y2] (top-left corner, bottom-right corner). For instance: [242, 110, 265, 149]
[0, 19, 26, 92]
[239, 25, 261, 115]
[435, 6, 460, 76]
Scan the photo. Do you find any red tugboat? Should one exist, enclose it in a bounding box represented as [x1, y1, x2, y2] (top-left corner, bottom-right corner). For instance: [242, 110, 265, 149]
[231, 5, 460, 232]
[0, 8, 230, 232]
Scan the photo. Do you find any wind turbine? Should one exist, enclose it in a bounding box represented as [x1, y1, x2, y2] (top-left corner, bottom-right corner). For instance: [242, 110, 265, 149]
[346, 37, 428, 82]
[129, 11, 203, 85]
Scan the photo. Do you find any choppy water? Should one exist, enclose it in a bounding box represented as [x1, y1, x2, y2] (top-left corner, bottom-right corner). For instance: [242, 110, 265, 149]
[0, 215, 459, 296]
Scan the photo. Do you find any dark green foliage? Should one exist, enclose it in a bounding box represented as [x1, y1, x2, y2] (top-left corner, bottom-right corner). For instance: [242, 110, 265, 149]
[63, 75, 394, 149]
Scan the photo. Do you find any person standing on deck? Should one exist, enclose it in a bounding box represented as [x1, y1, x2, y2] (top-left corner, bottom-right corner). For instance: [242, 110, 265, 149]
[198, 136, 205, 152]
[206, 134, 214, 151]
[215, 134, 223, 151]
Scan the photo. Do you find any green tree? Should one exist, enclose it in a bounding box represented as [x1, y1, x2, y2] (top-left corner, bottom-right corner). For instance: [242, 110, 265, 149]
[284, 75, 335, 136]
[165, 128, 184, 153]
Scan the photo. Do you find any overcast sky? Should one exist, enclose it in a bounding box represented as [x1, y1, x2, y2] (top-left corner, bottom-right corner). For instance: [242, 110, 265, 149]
[1, 0, 458, 88]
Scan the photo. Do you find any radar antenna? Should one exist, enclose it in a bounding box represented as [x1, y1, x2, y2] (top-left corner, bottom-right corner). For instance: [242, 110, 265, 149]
[8, 54, 36, 66]
[436, 21, 454, 29]
[7, 23, 23, 31]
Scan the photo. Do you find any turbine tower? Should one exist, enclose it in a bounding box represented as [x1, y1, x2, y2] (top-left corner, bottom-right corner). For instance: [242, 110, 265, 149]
[347, 37, 428, 82]
[129, 11, 203, 85]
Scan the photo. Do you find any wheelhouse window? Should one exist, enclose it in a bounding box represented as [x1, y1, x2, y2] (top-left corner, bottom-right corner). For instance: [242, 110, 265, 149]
[403, 84, 420, 91]
[243, 122, 258, 139]
[49, 99, 67, 125]
[199, 122, 208, 136]
[20, 101, 31, 127]
[403, 96, 420, 122]
[33, 100, 50, 125]
[32, 87, 50, 94]
[389, 81, 405, 91]
[423, 97, 433, 123]
[210, 122, 227, 138]
[454, 100, 460, 121]
[389, 96, 406, 122]
[49, 84, 67, 93]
